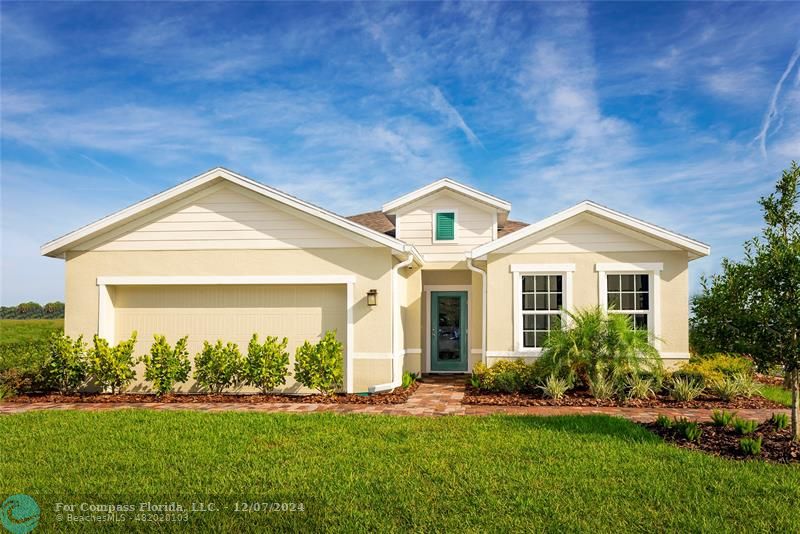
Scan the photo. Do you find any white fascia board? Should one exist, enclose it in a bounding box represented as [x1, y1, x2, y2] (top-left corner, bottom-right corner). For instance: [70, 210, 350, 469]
[41, 167, 410, 258]
[381, 178, 511, 213]
[96, 275, 358, 286]
[470, 200, 711, 259]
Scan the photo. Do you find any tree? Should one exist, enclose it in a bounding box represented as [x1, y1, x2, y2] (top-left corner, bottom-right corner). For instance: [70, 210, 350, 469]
[691, 161, 800, 440]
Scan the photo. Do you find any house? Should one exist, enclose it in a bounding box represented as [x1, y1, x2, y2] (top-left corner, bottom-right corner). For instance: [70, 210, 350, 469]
[41, 168, 710, 393]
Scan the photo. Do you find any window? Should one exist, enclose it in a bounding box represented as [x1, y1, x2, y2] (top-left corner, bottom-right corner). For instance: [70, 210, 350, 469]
[434, 211, 455, 241]
[606, 274, 649, 330]
[521, 275, 563, 348]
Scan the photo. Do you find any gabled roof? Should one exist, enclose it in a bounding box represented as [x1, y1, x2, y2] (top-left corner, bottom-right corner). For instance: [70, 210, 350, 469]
[469, 200, 711, 260]
[346, 211, 395, 236]
[41, 167, 423, 263]
[381, 177, 511, 214]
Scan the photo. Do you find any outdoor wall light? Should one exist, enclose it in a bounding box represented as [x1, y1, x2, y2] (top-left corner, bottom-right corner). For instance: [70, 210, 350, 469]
[367, 289, 378, 307]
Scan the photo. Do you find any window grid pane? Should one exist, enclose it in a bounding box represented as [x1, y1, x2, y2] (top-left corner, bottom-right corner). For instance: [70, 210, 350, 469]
[606, 274, 650, 331]
[522, 274, 564, 348]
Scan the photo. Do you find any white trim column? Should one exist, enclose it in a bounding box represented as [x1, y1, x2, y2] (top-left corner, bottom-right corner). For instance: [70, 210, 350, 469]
[97, 284, 114, 344]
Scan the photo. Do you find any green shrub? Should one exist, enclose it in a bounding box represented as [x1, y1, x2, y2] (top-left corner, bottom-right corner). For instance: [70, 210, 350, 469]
[711, 409, 736, 427]
[537, 373, 570, 400]
[243, 335, 290, 394]
[669, 376, 704, 401]
[588, 372, 616, 400]
[709, 377, 743, 401]
[677, 353, 754, 386]
[770, 412, 789, 430]
[732, 417, 759, 435]
[141, 335, 191, 395]
[45, 332, 89, 394]
[655, 414, 673, 429]
[739, 436, 762, 456]
[194, 340, 243, 394]
[470, 360, 534, 393]
[626, 375, 655, 400]
[732, 373, 761, 398]
[539, 307, 660, 387]
[294, 330, 344, 395]
[401, 372, 418, 389]
[88, 332, 138, 394]
[673, 417, 702, 442]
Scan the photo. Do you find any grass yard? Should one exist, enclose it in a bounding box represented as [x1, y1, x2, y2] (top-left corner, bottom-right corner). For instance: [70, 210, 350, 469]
[0, 318, 63, 345]
[1, 412, 798, 533]
[760, 384, 793, 407]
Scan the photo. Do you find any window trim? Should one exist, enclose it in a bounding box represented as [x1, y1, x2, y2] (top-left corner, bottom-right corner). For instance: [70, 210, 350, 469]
[596, 263, 662, 349]
[432, 209, 458, 243]
[511, 264, 575, 354]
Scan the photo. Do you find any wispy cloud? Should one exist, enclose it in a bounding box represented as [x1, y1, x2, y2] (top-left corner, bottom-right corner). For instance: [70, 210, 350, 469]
[754, 40, 800, 157]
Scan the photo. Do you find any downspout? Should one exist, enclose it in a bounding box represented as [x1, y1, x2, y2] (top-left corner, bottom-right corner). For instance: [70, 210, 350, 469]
[369, 250, 414, 393]
[466, 255, 487, 366]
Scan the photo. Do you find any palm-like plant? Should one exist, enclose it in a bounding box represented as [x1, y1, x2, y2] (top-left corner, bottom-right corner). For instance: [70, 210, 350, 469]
[538, 306, 661, 387]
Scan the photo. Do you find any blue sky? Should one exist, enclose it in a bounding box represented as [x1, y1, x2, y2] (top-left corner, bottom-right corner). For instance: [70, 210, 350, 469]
[1, 2, 799, 304]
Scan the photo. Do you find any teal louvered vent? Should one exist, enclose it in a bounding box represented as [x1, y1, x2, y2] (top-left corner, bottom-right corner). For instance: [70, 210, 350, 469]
[435, 212, 455, 241]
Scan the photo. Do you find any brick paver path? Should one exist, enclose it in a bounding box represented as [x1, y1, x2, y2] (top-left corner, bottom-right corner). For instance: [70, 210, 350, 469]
[0, 375, 789, 422]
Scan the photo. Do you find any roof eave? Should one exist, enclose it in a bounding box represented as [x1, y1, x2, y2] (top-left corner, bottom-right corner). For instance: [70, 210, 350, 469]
[381, 178, 511, 214]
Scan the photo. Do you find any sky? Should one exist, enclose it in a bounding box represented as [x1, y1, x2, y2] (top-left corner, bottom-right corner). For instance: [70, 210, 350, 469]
[1, 1, 799, 305]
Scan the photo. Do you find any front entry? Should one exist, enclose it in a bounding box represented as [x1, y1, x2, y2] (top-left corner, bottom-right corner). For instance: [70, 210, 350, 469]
[430, 291, 468, 372]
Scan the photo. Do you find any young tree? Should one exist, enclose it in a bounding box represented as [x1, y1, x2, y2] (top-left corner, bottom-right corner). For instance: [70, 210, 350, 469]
[692, 161, 800, 439]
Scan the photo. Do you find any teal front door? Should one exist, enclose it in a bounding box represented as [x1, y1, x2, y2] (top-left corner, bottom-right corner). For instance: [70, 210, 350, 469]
[430, 291, 468, 372]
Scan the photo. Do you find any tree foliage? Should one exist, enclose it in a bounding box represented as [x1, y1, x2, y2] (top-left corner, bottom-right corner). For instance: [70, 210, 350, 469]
[691, 161, 800, 439]
[293, 330, 343, 395]
[141, 335, 191, 395]
[0, 301, 64, 319]
[193, 340, 243, 394]
[89, 332, 138, 394]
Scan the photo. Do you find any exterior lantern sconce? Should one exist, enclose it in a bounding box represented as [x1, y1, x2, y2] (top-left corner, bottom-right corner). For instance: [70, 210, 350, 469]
[367, 289, 378, 307]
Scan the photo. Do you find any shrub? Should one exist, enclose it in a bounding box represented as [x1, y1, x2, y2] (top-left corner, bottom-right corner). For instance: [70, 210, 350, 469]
[141, 335, 191, 395]
[770, 412, 789, 430]
[539, 307, 660, 387]
[626, 375, 655, 400]
[194, 340, 243, 394]
[588, 372, 616, 400]
[537, 373, 570, 400]
[470, 360, 534, 393]
[669, 377, 704, 401]
[401, 372, 418, 389]
[739, 436, 762, 456]
[673, 417, 702, 442]
[294, 330, 344, 395]
[709, 377, 743, 401]
[732, 373, 761, 398]
[88, 332, 138, 394]
[656, 414, 673, 429]
[45, 332, 89, 394]
[732, 417, 759, 435]
[711, 409, 736, 427]
[243, 335, 290, 394]
[677, 353, 754, 386]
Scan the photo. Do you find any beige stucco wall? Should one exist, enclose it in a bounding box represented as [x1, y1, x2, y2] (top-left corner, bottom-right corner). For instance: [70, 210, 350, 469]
[486, 250, 690, 363]
[65, 247, 394, 392]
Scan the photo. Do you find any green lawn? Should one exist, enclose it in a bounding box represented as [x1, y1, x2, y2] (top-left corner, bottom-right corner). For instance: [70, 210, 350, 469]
[0, 412, 797, 532]
[0, 318, 63, 345]
[760, 384, 793, 407]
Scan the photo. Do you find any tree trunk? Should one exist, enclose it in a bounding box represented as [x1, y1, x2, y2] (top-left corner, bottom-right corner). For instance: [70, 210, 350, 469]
[792, 369, 800, 442]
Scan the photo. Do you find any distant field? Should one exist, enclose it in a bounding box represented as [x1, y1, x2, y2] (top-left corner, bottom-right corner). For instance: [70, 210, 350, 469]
[0, 319, 63, 345]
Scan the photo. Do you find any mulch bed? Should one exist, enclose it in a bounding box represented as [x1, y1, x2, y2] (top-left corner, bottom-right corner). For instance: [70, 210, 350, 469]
[462, 385, 786, 409]
[643, 420, 800, 463]
[5, 381, 419, 405]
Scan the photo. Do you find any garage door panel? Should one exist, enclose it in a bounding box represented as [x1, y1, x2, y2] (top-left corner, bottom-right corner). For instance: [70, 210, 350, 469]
[114, 284, 346, 393]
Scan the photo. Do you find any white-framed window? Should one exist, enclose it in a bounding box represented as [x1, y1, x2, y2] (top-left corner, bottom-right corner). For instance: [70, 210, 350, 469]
[511, 264, 574, 353]
[432, 209, 457, 242]
[606, 273, 650, 330]
[596, 262, 662, 347]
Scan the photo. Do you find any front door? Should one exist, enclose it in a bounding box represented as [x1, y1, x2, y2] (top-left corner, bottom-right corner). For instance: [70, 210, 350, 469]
[430, 291, 468, 372]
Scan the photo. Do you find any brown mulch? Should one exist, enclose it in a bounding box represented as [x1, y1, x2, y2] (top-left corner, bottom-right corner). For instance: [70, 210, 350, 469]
[643, 420, 800, 464]
[462, 385, 786, 409]
[5, 381, 419, 405]
[755, 373, 786, 386]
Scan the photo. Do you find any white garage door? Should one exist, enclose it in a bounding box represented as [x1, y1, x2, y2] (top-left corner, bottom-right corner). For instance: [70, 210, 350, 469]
[113, 284, 346, 391]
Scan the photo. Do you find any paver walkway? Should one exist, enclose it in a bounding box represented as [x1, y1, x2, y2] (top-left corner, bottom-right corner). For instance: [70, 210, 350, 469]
[0, 375, 789, 422]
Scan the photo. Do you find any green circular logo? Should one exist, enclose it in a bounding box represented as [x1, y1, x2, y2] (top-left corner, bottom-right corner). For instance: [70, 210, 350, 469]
[1, 495, 39, 534]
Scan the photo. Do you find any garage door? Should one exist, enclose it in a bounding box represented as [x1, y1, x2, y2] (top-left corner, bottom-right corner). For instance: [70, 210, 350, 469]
[113, 284, 346, 391]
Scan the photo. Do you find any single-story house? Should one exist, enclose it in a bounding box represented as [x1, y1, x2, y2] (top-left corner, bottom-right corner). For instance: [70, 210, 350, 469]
[42, 168, 710, 393]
